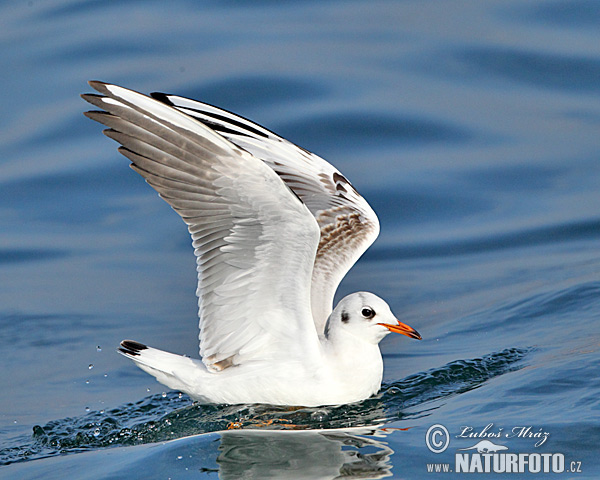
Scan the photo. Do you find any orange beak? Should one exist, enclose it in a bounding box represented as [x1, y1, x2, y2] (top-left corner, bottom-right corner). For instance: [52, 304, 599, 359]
[378, 320, 422, 340]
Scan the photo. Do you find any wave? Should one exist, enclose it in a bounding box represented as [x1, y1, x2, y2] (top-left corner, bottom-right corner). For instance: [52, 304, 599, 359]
[0, 347, 529, 466]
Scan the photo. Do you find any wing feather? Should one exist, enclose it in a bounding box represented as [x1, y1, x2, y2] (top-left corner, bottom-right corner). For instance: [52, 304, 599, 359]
[83, 82, 322, 371]
[152, 93, 380, 332]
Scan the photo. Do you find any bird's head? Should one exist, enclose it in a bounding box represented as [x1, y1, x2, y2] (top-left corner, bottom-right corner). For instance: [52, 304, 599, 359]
[326, 292, 421, 345]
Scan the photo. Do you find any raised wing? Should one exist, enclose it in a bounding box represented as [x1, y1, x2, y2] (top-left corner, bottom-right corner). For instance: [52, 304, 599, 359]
[150, 92, 380, 333]
[82, 82, 322, 371]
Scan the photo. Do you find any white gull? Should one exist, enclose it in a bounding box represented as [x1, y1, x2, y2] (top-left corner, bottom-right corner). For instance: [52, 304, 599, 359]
[82, 81, 421, 406]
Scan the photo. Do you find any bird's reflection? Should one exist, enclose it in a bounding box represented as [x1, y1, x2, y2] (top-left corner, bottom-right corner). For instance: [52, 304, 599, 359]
[216, 427, 394, 479]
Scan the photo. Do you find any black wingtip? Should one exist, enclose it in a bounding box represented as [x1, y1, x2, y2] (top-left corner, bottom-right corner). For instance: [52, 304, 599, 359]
[150, 91, 174, 106]
[118, 340, 148, 357]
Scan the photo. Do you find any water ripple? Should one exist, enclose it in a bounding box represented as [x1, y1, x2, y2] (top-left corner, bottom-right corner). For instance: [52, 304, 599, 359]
[459, 47, 600, 92]
[182, 75, 328, 111]
[0, 248, 68, 265]
[496, 281, 600, 328]
[451, 282, 600, 338]
[371, 217, 600, 260]
[0, 347, 529, 465]
[278, 112, 472, 153]
[523, 0, 600, 28]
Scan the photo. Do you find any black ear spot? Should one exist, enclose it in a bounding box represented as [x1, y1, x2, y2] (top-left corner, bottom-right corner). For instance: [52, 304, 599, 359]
[341, 310, 350, 323]
[361, 307, 375, 319]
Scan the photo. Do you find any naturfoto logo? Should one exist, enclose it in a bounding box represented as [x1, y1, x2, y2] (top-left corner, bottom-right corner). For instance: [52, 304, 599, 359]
[458, 440, 508, 453]
[425, 423, 583, 475]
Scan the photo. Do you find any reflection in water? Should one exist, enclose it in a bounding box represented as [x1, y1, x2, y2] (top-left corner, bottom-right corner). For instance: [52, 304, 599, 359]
[217, 428, 393, 479]
[0, 426, 397, 479]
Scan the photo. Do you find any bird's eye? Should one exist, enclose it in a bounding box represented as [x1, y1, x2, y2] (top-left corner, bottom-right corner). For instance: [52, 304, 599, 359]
[361, 307, 375, 319]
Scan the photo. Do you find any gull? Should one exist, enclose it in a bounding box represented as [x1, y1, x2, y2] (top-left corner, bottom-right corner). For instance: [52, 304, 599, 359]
[82, 81, 421, 406]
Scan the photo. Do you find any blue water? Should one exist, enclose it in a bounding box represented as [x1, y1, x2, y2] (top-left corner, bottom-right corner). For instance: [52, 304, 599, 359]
[1, 0, 599, 478]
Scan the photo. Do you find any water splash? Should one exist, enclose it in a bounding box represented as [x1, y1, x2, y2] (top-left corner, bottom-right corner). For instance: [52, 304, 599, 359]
[0, 347, 529, 465]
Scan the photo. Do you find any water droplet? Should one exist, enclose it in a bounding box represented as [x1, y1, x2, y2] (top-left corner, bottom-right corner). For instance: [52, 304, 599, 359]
[178, 392, 183, 399]
[85, 406, 90, 412]
[161, 392, 167, 398]
[100, 409, 105, 414]
[88, 364, 94, 370]
[96, 346, 102, 352]
[146, 388, 151, 392]
[177, 455, 183, 460]
[93, 428, 100, 437]
[104, 373, 108, 378]
[165, 419, 172, 426]
[310, 410, 329, 422]
[13, 420, 17, 424]
[85, 379, 90, 384]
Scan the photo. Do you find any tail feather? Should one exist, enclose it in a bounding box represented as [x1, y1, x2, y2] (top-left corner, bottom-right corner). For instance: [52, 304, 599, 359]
[119, 340, 148, 357]
[118, 340, 206, 392]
